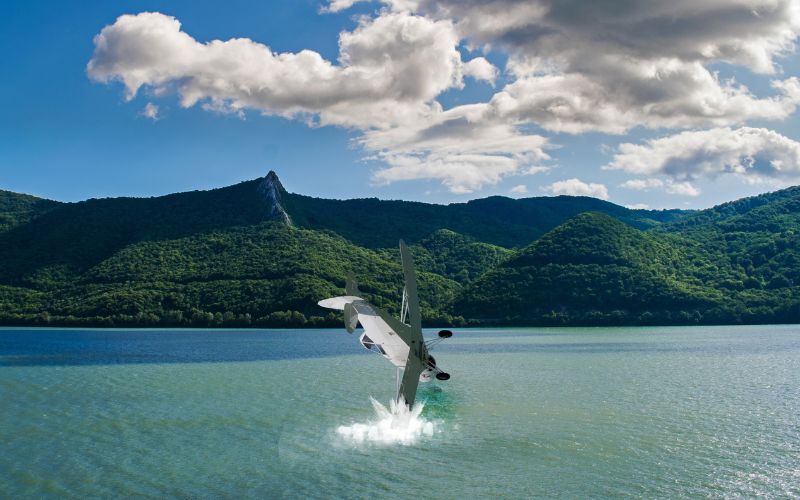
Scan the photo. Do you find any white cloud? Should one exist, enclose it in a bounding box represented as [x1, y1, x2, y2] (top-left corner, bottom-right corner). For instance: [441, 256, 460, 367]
[367, 114, 552, 193]
[486, 67, 800, 135]
[318, 1, 800, 191]
[463, 57, 498, 85]
[509, 184, 527, 195]
[140, 102, 159, 120]
[546, 178, 609, 200]
[359, 99, 551, 193]
[88, 4, 800, 195]
[665, 181, 701, 197]
[619, 178, 700, 196]
[607, 127, 800, 187]
[88, 11, 494, 130]
[418, 1, 800, 72]
[331, 1, 800, 135]
[373, 153, 522, 193]
[364, 103, 551, 192]
[410, 0, 800, 133]
[321, 0, 366, 13]
[625, 203, 650, 210]
[620, 178, 664, 191]
[88, 11, 533, 193]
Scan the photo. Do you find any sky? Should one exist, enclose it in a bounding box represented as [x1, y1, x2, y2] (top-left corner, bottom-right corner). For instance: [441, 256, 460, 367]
[2, 0, 800, 210]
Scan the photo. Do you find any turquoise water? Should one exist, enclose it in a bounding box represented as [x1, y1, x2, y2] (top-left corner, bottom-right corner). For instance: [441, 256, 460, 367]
[1, 326, 799, 498]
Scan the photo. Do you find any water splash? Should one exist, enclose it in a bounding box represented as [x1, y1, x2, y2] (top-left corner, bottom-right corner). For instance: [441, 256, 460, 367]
[336, 397, 437, 445]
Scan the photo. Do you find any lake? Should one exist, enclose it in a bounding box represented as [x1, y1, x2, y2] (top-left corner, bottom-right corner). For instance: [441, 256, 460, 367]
[1, 326, 799, 498]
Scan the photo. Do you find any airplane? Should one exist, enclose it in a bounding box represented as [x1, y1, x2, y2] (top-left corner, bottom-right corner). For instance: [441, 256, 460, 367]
[318, 240, 452, 409]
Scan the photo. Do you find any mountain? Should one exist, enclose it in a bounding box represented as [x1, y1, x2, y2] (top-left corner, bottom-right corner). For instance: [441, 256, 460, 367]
[0, 177, 281, 286]
[283, 188, 688, 249]
[454, 213, 722, 325]
[0, 171, 798, 327]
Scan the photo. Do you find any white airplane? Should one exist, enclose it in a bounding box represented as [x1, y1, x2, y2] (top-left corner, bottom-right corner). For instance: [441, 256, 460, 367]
[318, 240, 452, 408]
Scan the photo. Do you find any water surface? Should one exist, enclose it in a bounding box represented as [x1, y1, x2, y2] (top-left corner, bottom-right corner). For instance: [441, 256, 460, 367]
[1, 326, 798, 498]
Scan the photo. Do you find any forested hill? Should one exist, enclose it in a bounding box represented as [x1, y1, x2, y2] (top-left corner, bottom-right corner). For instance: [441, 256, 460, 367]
[0, 171, 798, 327]
[282, 183, 688, 248]
[0, 190, 62, 232]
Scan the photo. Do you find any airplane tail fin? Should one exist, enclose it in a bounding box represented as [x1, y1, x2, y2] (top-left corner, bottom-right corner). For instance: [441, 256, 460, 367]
[345, 271, 360, 297]
[343, 272, 361, 333]
[398, 240, 426, 408]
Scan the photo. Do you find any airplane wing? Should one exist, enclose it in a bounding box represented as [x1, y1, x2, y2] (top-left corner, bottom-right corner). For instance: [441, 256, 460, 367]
[319, 296, 412, 366]
[398, 353, 424, 407]
[319, 240, 436, 408]
[397, 240, 426, 407]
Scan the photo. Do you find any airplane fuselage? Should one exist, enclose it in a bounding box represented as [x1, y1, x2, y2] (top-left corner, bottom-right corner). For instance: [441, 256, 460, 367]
[318, 239, 448, 407]
[317, 296, 435, 382]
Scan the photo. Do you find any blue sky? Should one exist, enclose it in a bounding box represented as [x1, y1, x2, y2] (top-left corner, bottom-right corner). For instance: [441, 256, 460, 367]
[2, 1, 800, 209]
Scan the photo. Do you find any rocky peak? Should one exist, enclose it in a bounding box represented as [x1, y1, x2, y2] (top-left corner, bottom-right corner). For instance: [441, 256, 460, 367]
[257, 170, 292, 225]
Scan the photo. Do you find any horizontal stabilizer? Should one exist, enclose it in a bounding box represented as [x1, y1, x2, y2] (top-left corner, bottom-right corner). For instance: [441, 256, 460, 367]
[318, 296, 362, 310]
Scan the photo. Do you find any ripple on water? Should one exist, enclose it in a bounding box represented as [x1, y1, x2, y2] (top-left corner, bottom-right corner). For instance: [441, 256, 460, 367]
[2, 326, 799, 498]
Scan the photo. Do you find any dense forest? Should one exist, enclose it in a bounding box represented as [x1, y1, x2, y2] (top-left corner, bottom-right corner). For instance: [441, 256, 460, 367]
[0, 172, 797, 327]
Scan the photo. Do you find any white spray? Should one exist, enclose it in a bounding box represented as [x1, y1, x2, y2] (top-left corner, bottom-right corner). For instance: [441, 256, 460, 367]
[336, 397, 437, 445]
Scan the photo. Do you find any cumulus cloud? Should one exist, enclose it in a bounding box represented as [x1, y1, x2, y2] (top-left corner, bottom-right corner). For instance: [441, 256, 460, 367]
[88, 11, 495, 130]
[407, 0, 800, 133]
[140, 102, 159, 120]
[88, 11, 544, 192]
[463, 57, 498, 85]
[319, 1, 800, 192]
[509, 184, 527, 195]
[486, 67, 800, 135]
[620, 178, 701, 196]
[620, 178, 665, 191]
[372, 154, 522, 193]
[608, 127, 800, 187]
[625, 203, 650, 210]
[417, 1, 800, 71]
[665, 181, 702, 197]
[546, 178, 609, 200]
[364, 104, 551, 192]
[89, 3, 800, 194]
[321, 0, 366, 13]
